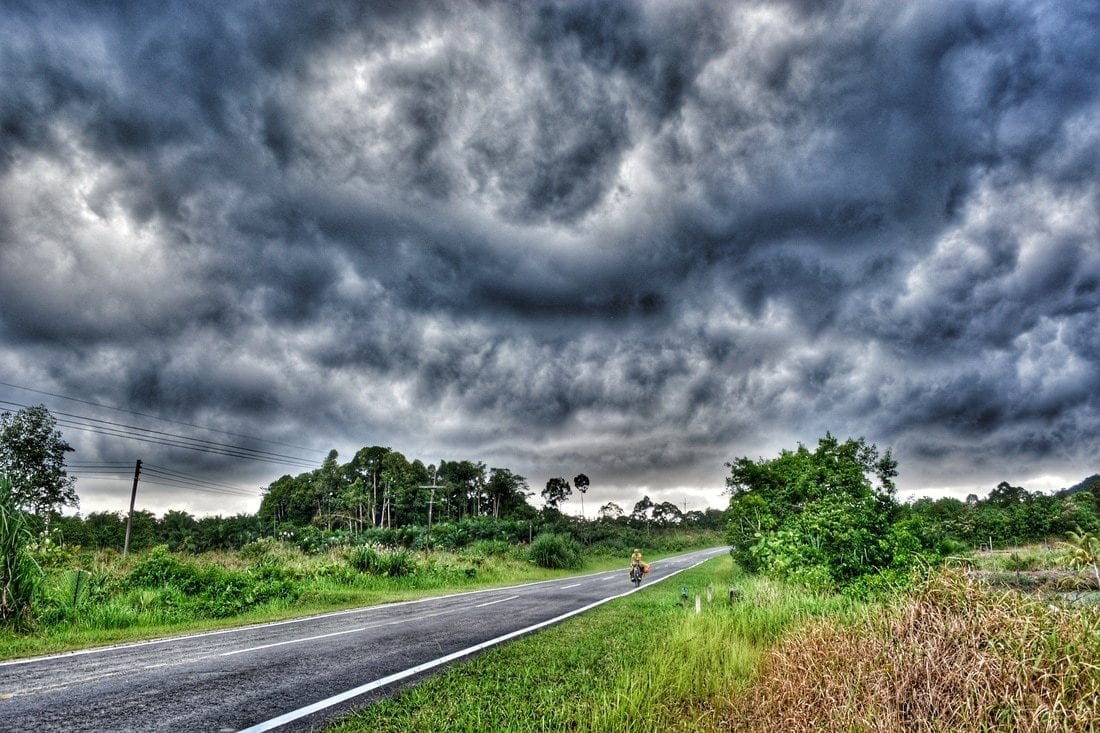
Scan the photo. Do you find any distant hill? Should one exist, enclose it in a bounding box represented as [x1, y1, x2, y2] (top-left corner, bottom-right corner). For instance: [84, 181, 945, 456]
[1056, 473, 1100, 498]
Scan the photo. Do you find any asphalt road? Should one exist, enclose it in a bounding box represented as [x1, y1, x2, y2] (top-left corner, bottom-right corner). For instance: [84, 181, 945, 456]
[0, 546, 729, 732]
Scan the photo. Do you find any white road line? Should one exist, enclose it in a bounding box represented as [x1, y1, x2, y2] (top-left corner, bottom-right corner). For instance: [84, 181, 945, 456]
[237, 551, 722, 733]
[219, 608, 460, 658]
[475, 595, 519, 608]
[219, 627, 368, 657]
[559, 583, 581, 589]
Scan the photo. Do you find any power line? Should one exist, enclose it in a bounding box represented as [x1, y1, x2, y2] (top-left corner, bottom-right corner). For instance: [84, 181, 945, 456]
[141, 464, 258, 496]
[54, 418, 317, 469]
[0, 379, 326, 455]
[0, 398, 318, 469]
[70, 463, 261, 500]
[138, 477, 260, 498]
[45, 404, 317, 463]
[69, 470, 259, 497]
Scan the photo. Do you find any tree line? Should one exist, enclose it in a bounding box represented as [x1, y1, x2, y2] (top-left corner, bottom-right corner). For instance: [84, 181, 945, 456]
[1, 405, 726, 556]
[724, 432, 1100, 596]
[258, 447, 537, 531]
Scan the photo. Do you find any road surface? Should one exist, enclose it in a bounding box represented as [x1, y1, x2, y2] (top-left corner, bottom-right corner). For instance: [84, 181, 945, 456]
[0, 546, 729, 732]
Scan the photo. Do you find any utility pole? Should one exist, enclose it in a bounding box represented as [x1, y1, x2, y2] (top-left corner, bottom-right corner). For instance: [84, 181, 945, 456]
[123, 459, 142, 556]
[418, 472, 444, 554]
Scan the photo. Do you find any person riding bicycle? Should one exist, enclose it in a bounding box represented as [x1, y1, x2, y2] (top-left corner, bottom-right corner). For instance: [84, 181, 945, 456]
[630, 548, 644, 575]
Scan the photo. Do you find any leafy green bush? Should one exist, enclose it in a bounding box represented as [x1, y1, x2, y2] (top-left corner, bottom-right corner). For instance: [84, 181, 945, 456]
[842, 567, 914, 601]
[239, 536, 281, 560]
[127, 546, 211, 594]
[348, 546, 381, 573]
[347, 546, 416, 577]
[126, 546, 300, 619]
[0, 476, 42, 628]
[529, 533, 582, 569]
[465, 540, 518, 558]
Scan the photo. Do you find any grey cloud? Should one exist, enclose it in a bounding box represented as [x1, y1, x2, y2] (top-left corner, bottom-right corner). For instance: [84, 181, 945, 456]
[1, 0, 1098, 515]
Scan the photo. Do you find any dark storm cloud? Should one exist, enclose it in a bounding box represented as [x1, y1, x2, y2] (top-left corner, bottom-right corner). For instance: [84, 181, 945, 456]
[1, 0, 1098, 515]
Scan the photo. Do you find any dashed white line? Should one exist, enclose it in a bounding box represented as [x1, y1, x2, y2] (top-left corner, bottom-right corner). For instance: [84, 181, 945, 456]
[220, 627, 369, 657]
[475, 595, 519, 608]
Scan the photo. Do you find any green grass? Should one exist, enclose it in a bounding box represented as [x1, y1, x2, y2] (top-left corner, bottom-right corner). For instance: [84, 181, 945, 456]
[329, 555, 861, 733]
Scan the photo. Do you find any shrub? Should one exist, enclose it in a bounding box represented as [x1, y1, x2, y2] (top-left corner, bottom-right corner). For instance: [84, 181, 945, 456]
[1, 476, 42, 628]
[126, 546, 300, 619]
[348, 546, 382, 573]
[347, 546, 416, 577]
[239, 537, 281, 561]
[529, 533, 582, 569]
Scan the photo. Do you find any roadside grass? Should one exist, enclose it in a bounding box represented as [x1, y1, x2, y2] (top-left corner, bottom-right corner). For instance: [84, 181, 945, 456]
[727, 567, 1100, 732]
[0, 545, 641, 661]
[330, 554, 861, 733]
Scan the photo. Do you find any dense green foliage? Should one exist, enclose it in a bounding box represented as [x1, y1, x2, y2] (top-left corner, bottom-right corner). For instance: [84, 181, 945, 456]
[726, 433, 1100, 594]
[1, 476, 42, 628]
[258, 449, 538, 533]
[725, 433, 903, 591]
[528, 532, 583, 569]
[899, 480, 1100, 550]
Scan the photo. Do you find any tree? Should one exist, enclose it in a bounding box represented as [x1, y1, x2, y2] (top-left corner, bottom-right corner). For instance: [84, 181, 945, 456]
[347, 446, 391, 527]
[313, 450, 343, 530]
[438, 460, 487, 521]
[159, 510, 199, 551]
[573, 473, 590, 517]
[0, 405, 78, 519]
[630, 496, 654, 523]
[652, 501, 683, 526]
[487, 468, 531, 519]
[987, 481, 1030, 508]
[724, 433, 900, 587]
[598, 502, 624, 522]
[259, 473, 317, 526]
[542, 477, 572, 510]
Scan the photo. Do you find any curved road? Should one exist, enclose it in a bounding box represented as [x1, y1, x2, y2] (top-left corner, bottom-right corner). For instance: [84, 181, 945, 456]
[1, 547, 728, 732]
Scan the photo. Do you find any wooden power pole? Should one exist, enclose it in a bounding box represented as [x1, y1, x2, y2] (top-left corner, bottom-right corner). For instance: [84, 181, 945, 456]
[123, 459, 142, 556]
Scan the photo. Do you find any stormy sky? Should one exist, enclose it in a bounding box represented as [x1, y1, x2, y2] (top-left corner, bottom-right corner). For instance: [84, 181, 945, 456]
[1, 0, 1097, 518]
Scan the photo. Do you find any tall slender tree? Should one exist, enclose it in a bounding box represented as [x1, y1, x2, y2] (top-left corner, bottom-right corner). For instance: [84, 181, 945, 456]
[573, 473, 590, 517]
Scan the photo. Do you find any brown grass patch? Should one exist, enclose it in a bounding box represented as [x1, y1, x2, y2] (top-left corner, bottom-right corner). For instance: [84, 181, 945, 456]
[723, 569, 1100, 732]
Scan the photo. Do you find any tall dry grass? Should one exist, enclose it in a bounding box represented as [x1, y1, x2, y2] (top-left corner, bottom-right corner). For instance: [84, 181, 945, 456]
[726, 568, 1100, 732]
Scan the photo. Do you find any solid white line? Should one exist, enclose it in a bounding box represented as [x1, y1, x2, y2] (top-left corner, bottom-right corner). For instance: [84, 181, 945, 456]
[236, 550, 724, 733]
[475, 595, 519, 608]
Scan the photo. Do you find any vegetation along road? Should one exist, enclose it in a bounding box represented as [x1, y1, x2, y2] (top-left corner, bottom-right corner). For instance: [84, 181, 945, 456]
[0, 546, 728, 732]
